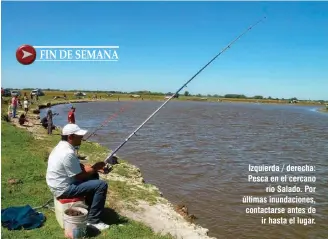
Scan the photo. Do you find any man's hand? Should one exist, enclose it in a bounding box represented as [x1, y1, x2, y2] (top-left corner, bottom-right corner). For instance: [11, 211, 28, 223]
[82, 162, 109, 174]
[97, 167, 106, 174]
[81, 163, 92, 172]
[92, 162, 106, 173]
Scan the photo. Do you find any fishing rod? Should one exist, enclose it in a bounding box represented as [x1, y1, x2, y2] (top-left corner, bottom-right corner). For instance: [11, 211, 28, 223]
[83, 101, 135, 141]
[103, 17, 266, 168]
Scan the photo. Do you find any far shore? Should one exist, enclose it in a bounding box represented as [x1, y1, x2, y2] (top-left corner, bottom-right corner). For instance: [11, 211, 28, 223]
[29, 96, 327, 117]
[1, 90, 325, 108]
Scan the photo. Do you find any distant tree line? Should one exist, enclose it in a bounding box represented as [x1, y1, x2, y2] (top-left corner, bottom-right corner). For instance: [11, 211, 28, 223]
[2, 87, 326, 103]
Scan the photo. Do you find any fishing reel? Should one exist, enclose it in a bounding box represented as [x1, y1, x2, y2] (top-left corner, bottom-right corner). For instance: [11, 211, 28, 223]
[103, 164, 113, 174]
[102, 154, 119, 174]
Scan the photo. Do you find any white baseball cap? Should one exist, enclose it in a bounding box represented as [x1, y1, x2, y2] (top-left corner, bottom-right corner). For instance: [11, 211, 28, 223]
[62, 124, 88, 136]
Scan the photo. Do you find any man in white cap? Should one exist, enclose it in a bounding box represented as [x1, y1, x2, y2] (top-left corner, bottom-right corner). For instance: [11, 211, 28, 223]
[46, 123, 109, 231]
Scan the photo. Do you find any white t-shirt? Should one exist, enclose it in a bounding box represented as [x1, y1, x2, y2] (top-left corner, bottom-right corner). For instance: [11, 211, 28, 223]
[23, 100, 28, 108]
[46, 141, 82, 198]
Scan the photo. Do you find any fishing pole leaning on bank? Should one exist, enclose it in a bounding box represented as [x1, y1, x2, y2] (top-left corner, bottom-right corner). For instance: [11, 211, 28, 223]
[102, 17, 267, 171]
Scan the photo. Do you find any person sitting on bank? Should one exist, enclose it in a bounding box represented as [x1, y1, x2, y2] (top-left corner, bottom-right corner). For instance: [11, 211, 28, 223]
[18, 113, 29, 126]
[46, 123, 110, 231]
[41, 116, 56, 130]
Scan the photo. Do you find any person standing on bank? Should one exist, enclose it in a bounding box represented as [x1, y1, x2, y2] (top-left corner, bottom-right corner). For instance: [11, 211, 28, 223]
[23, 92, 28, 101]
[11, 95, 18, 118]
[46, 124, 109, 231]
[68, 106, 76, 124]
[23, 98, 29, 115]
[47, 106, 54, 134]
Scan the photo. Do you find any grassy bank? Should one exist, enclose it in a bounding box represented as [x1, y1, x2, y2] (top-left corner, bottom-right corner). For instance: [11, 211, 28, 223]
[1, 106, 173, 238]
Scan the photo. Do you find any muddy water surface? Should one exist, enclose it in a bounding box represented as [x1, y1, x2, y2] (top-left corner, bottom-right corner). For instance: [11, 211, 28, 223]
[47, 101, 328, 239]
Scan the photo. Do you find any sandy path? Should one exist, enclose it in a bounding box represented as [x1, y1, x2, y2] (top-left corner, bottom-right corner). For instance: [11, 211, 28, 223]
[119, 200, 216, 239]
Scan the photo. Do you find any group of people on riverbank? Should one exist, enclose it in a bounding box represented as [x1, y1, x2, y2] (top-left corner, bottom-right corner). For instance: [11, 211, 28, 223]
[4, 96, 113, 232]
[4, 95, 111, 231]
[8, 94, 28, 117]
[41, 104, 76, 134]
[6, 93, 33, 126]
[7, 92, 41, 117]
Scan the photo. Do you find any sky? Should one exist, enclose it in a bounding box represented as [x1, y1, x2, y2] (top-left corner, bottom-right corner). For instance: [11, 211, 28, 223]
[1, 1, 328, 100]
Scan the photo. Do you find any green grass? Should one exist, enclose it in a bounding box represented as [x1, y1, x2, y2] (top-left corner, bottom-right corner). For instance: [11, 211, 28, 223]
[111, 163, 141, 179]
[109, 180, 161, 206]
[1, 120, 173, 239]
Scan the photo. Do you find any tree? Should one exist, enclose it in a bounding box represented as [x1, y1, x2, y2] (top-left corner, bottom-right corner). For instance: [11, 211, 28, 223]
[224, 94, 247, 99]
[253, 95, 264, 99]
[184, 91, 190, 96]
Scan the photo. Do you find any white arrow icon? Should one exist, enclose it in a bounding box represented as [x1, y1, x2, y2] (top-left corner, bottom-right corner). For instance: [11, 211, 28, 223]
[22, 50, 33, 59]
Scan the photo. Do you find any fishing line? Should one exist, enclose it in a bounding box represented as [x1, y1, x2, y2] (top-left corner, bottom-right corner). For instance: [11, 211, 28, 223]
[103, 17, 266, 167]
[83, 101, 135, 141]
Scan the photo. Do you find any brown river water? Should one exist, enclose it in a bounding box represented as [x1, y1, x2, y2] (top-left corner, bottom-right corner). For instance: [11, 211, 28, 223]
[45, 100, 328, 239]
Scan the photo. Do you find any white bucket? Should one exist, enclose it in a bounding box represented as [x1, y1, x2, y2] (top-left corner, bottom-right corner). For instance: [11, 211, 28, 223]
[63, 207, 88, 239]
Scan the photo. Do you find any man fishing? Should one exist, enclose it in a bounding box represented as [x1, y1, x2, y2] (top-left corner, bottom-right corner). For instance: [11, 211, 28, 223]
[47, 106, 54, 135]
[46, 123, 110, 231]
[41, 105, 58, 131]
